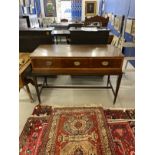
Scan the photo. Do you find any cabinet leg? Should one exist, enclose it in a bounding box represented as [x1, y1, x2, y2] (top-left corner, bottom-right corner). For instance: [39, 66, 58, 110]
[44, 76, 48, 86]
[33, 76, 41, 104]
[107, 75, 110, 86]
[25, 84, 34, 103]
[113, 74, 122, 104]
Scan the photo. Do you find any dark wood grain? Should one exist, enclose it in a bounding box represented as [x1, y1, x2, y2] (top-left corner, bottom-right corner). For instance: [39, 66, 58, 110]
[19, 30, 54, 52]
[69, 27, 110, 44]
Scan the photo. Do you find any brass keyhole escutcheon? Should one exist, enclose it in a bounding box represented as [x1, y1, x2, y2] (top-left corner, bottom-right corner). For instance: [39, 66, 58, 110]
[74, 61, 80, 66]
[101, 61, 109, 66]
[46, 61, 52, 66]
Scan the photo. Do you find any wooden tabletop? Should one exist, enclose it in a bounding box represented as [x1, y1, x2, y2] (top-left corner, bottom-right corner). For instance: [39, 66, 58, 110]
[30, 44, 123, 58]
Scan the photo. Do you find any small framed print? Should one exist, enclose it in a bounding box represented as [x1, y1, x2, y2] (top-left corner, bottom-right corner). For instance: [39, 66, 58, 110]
[108, 13, 112, 22]
[111, 14, 115, 26]
[44, 0, 57, 17]
[85, 1, 97, 16]
[125, 19, 133, 34]
[114, 16, 120, 31]
[114, 16, 123, 32]
[131, 20, 135, 35]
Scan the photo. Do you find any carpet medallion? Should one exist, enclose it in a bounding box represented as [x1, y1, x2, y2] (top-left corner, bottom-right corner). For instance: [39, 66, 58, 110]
[20, 106, 135, 155]
[45, 107, 115, 155]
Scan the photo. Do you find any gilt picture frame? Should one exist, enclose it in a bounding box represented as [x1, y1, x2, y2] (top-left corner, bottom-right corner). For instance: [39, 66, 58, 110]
[85, 1, 97, 16]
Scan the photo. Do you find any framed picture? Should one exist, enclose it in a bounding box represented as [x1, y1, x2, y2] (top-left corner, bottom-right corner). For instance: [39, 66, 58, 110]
[125, 19, 133, 34]
[19, 18, 28, 29]
[85, 1, 97, 16]
[131, 19, 135, 36]
[44, 0, 57, 17]
[114, 16, 123, 32]
[114, 16, 120, 31]
[111, 14, 115, 26]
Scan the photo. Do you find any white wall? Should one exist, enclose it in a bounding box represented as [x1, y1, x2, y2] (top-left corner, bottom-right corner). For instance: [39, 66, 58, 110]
[40, 0, 45, 17]
[56, 0, 61, 22]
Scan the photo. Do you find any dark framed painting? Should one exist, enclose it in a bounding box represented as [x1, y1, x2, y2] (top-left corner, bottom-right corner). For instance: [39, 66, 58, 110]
[44, 0, 57, 17]
[85, 1, 97, 16]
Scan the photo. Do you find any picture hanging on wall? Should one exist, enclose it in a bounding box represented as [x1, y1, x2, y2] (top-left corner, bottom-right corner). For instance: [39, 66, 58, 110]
[114, 16, 122, 32]
[125, 19, 133, 34]
[85, 1, 97, 16]
[44, 0, 57, 17]
[111, 14, 115, 26]
[131, 19, 135, 36]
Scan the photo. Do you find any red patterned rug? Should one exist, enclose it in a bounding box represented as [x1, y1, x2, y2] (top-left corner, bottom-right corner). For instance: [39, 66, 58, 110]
[104, 109, 135, 120]
[19, 117, 50, 155]
[108, 122, 135, 155]
[20, 106, 135, 155]
[104, 108, 135, 155]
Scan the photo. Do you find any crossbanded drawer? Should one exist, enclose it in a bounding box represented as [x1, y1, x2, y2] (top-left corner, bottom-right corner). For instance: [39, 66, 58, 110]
[31, 59, 61, 68]
[58, 58, 89, 68]
[90, 58, 123, 68]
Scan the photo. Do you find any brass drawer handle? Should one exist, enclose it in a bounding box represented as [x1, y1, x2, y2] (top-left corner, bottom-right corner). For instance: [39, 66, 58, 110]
[45, 61, 52, 66]
[74, 61, 80, 66]
[101, 61, 109, 66]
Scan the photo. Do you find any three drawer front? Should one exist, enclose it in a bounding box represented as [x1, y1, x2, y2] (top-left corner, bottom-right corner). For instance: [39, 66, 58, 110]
[31, 58, 123, 69]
